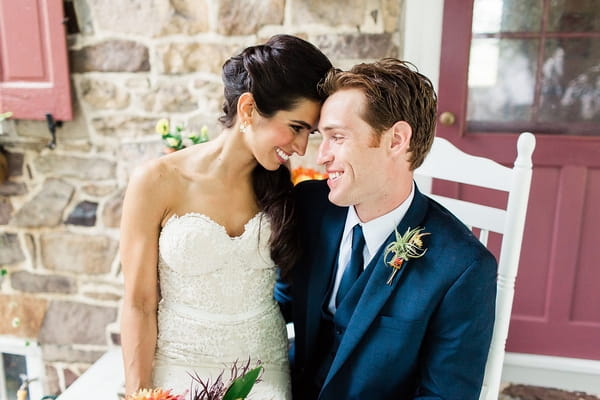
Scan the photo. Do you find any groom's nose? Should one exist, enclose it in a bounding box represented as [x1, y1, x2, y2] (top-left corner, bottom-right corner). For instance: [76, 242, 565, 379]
[317, 137, 332, 166]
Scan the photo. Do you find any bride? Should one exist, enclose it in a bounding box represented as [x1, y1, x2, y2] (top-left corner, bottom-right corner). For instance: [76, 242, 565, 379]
[119, 34, 332, 399]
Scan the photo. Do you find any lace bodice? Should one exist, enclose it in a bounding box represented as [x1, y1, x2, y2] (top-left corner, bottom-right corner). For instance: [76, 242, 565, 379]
[158, 212, 276, 315]
[153, 212, 291, 399]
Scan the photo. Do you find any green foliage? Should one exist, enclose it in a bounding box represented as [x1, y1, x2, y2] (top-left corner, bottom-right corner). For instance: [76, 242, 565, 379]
[0, 111, 13, 121]
[222, 366, 263, 400]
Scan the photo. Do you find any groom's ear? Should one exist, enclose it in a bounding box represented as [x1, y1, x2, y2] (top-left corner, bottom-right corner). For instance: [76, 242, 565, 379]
[389, 121, 412, 157]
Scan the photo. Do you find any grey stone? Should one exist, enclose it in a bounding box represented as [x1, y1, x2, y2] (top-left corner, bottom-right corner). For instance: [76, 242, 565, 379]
[63, 367, 80, 388]
[125, 76, 151, 91]
[87, 0, 209, 37]
[80, 78, 130, 110]
[383, 0, 402, 32]
[5, 151, 24, 177]
[14, 119, 47, 139]
[118, 141, 164, 180]
[81, 183, 118, 197]
[314, 33, 398, 59]
[25, 234, 36, 266]
[0, 181, 27, 196]
[44, 365, 60, 396]
[39, 301, 118, 345]
[0, 233, 25, 265]
[42, 344, 104, 363]
[217, 0, 284, 35]
[160, 0, 210, 36]
[0, 141, 47, 152]
[0, 198, 12, 224]
[191, 80, 224, 116]
[49, 99, 90, 141]
[88, 0, 159, 36]
[10, 271, 77, 294]
[71, 40, 150, 73]
[33, 155, 116, 180]
[65, 200, 98, 226]
[102, 189, 124, 228]
[83, 290, 122, 301]
[156, 42, 238, 75]
[91, 115, 157, 138]
[72, 0, 95, 35]
[290, 0, 366, 26]
[10, 179, 74, 227]
[41, 232, 117, 275]
[141, 83, 197, 113]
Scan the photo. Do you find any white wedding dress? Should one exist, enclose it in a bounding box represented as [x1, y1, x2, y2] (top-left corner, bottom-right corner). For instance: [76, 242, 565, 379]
[152, 212, 291, 400]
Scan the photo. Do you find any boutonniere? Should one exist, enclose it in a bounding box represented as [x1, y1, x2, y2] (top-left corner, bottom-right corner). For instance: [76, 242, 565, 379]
[383, 227, 429, 285]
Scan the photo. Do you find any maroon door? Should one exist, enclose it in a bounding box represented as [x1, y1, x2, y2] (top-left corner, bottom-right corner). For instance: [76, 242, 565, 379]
[437, 0, 600, 359]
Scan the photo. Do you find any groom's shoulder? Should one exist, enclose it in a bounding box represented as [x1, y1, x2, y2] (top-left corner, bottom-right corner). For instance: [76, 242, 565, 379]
[422, 196, 496, 266]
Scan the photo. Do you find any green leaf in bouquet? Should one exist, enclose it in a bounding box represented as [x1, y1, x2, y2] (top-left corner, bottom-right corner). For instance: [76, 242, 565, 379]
[222, 366, 263, 400]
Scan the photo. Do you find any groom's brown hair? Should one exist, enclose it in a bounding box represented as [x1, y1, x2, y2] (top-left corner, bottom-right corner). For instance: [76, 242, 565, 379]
[320, 58, 438, 170]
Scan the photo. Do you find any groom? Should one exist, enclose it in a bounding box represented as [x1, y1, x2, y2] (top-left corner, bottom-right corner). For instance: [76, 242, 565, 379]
[276, 59, 497, 399]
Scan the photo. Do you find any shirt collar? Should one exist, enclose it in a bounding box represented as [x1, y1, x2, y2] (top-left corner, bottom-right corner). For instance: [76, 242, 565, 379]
[343, 183, 415, 262]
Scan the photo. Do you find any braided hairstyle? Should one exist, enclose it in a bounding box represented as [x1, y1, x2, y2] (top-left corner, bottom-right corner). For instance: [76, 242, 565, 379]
[219, 35, 332, 278]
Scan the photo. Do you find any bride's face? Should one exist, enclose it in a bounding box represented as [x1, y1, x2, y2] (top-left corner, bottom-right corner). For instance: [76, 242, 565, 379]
[247, 99, 321, 171]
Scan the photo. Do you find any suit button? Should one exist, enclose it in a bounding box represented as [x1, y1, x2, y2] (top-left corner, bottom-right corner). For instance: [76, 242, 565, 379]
[335, 328, 342, 335]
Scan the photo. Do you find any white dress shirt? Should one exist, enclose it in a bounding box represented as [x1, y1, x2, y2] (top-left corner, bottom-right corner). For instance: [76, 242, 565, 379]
[327, 184, 415, 313]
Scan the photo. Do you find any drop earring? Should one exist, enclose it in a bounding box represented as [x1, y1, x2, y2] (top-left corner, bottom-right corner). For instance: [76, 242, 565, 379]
[240, 122, 248, 134]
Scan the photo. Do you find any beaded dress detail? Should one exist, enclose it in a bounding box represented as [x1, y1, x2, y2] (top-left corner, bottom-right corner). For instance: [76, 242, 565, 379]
[152, 212, 291, 400]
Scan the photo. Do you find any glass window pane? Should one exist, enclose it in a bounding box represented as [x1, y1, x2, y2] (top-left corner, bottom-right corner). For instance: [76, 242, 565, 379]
[548, 0, 600, 32]
[472, 0, 542, 33]
[540, 38, 600, 123]
[3, 353, 29, 400]
[467, 38, 539, 122]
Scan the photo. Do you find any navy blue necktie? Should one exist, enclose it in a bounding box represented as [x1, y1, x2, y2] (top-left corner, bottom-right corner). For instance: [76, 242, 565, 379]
[336, 224, 365, 307]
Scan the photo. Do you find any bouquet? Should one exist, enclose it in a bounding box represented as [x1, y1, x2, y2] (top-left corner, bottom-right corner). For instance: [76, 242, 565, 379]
[127, 360, 263, 400]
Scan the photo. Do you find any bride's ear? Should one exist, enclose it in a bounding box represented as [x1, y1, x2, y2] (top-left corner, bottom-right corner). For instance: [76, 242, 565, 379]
[237, 92, 255, 123]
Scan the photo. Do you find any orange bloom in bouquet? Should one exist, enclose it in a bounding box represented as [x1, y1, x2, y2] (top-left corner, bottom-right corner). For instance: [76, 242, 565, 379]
[126, 388, 186, 400]
[291, 167, 328, 185]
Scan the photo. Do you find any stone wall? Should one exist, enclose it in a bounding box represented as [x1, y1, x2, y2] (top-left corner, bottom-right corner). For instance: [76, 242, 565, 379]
[0, 0, 404, 395]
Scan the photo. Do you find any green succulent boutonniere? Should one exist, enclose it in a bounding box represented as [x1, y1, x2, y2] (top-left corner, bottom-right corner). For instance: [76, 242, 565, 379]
[383, 227, 429, 285]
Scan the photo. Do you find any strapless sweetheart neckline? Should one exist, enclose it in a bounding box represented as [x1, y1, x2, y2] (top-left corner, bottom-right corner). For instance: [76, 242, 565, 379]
[163, 211, 263, 239]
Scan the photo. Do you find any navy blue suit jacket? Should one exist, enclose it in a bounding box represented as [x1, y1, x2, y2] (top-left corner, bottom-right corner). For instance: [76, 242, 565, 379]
[276, 180, 497, 400]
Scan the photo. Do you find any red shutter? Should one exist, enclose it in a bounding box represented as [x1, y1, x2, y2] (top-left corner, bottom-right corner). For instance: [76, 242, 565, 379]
[0, 0, 73, 121]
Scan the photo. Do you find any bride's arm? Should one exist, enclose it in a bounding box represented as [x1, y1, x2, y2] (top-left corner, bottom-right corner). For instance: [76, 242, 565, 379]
[120, 162, 169, 394]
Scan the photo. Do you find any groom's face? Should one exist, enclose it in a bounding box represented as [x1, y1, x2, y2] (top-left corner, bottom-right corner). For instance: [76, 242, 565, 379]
[317, 88, 395, 219]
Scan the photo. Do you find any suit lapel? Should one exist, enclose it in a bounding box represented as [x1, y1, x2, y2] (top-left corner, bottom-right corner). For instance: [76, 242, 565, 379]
[324, 186, 430, 386]
[304, 203, 346, 354]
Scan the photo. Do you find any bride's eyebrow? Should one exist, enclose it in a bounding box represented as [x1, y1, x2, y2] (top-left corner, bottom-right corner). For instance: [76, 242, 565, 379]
[290, 120, 312, 130]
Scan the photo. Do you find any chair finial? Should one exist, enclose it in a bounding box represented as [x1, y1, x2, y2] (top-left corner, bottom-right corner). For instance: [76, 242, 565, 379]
[516, 132, 536, 168]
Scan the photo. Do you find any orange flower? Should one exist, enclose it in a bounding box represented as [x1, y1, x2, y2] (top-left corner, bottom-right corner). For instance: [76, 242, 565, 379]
[126, 388, 186, 400]
[291, 167, 328, 185]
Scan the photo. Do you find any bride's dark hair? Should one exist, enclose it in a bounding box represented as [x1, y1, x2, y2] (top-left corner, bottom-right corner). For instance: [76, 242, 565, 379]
[219, 35, 332, 279]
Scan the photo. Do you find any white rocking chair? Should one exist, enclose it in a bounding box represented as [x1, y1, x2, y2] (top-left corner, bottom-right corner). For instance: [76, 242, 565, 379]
[414, 132, 536, 400]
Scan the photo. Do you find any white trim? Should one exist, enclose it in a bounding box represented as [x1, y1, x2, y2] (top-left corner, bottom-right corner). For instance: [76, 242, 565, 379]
[404, 0, 444, 193]
[502, 352, 600, 395]
[403, 0, 444, 90]
[0, 337, 44, 400]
